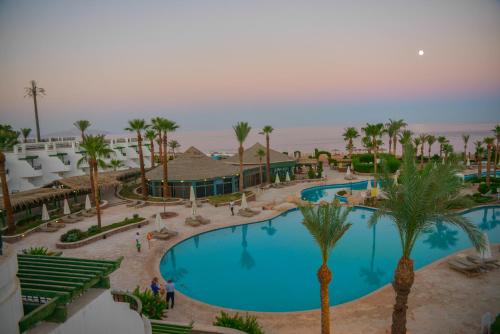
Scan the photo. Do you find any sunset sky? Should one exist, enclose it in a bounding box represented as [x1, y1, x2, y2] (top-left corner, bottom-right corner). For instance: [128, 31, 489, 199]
[1, 0, 499, 134]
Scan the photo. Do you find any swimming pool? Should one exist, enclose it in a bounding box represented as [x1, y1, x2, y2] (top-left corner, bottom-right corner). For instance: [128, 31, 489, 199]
[159, 205, 500, 312]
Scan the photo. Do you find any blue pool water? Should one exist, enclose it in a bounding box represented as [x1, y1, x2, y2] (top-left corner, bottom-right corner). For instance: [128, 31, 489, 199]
[160, 204, 500, 312]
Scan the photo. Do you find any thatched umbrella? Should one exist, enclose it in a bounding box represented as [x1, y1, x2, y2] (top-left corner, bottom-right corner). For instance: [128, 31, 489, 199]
[85, 195, 92, 210]
[240, 193, 248, 209]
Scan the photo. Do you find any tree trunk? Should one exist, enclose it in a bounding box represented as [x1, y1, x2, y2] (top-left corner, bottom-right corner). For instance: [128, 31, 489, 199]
[0, 152, 15, 234]
[439, 144, 443, 158]
[486, 146, 491, 187]
[477, 153, 482, 179]
[388, 139, 392, 157]
[348, 139, 353, 158]
[373, 139, 378, 175]
[266, 134, 271, 184]
[88, 159, 96, 206]
[259, 159, 263, 185]
[391, 257, 415, 334]
[494, 142, 498, 179]
[92, 160, 102, 229]
[317, 263, 332, 334]
[464, 144, 467, 163]
[32, 82, 41, 142]
[393, 136, 397, 156]
[420, 145, 424, 169]
[136, 132, 148, 200]
[162, 133, 170, 198]
[150, 140, 155, 168]
[428, 145, 431, 159]
[239, 145, 244, 192]
[157, 131, 163, 164]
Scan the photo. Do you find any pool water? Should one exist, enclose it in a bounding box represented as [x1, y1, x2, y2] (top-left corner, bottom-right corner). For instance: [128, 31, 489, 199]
[160, 205, 500, 312]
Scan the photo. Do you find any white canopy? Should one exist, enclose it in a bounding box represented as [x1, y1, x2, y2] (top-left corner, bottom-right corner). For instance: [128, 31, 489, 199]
[85, 195, 92, 210]
[466, 158, 471, 167]
[155, 213, 163, 232]
[285, 171, 291, 182]
[240, 193, 248, 209]
[192, 199, 198, 217]
[41, 204, 50, 221]
[189, 186, 196, 203]
[63, 198, 71, 215]
[346, 166, 351, 177]
[275, 173, 281, 184]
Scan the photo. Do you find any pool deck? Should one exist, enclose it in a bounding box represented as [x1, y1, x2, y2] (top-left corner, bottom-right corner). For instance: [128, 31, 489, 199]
[7, 171, 500, 334]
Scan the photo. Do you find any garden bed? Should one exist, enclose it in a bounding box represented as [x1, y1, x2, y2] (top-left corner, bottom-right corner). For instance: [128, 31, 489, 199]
[208, 191, 255, 207]
[117, 183, 183, 205]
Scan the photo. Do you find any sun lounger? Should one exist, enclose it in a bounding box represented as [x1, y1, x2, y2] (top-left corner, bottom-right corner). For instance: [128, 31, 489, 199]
[185, 217, 201, 227]
[152, 228, 178, 240]
[195, 215, 210, 225]
[466, 255, 500, 269]
[38, 223, 60, 233]
[126, 201, 139, 207]
[47, 222, 65, 229]
[447, 259, 482, 277]
[135, 201, 148, 208]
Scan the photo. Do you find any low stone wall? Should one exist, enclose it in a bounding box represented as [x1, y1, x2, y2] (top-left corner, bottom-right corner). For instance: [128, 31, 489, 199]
[55, 218, 149, 249]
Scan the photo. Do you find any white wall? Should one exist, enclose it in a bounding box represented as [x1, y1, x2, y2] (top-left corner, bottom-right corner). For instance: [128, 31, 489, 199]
[0, 244, 24, 334]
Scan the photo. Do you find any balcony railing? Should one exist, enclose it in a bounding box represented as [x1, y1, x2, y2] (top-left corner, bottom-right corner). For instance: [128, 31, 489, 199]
[33, 165, 42, 170]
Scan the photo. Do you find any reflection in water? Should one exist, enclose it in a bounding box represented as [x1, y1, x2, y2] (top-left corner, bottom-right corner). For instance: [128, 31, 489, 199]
[359, 225, 385, 286]
[162, 248, 188, 281]
[261, 220, 277, 236]
[194, 235, 200, 248]
[423, 223, 458, 250]
[240, 225, 255, 269]
[231, 226, 237, 233]
[479, 208, 499, 231]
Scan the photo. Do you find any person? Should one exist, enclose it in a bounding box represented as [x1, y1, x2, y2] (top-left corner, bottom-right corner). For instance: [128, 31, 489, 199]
[146, 232, 153, 249]
[165, 279, 175, 309]
[135, 232, 141, 253]
[150, 277, 160, 296]
[229, 201, 235, 216]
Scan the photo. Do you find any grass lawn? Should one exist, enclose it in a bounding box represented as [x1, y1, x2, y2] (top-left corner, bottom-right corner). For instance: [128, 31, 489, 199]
[207, 191, 252, 205]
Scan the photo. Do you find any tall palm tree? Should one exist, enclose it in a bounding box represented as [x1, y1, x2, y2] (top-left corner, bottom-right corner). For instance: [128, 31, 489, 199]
[390, 119, 407, 155]
[437, 136, 448, 158]
[483, 137, 495, 187]
[413, 137, 421, 161]
[260, 125, 274, 184]
[371, 143, 484, 334]
[426, 135, 436, 159]
[492, 124, 500, 179]
[151, 117, 163, 164]
[145, 130, 156, 168]
[234, 122, 252, 192]
[0, 125, 19, 234]
[168, 140, 181, 158]
[20, 128, 31, 143]
[462, 134, 470, 163]
[474, 141, 484, 179]
[362, 123, 384, 174]
[74, 120, 91, 141]
[443, 144, 453, 162]
[256, 148, 266, 185]
[24, 80, 45, 142]
[361, 136, 373, 154]
[108, 159, 123, 171]
[342, 127, 359, 158]
[125, 119, 149, 200]
[398, 130, 413, 157]
[299, 201, 352, 334]
[418, 134, 427, 169]
[156, 118, 179, 198]
[77, 135, 112, 228]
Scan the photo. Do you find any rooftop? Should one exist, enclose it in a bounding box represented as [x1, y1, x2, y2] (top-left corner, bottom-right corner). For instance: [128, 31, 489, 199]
[224, 143, 295, 165]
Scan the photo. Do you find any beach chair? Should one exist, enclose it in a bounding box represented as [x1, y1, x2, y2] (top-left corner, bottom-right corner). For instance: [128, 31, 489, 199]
[126, 200, 140, 207]
[466, 255, 500, 269]
[447, 259, 482, 277]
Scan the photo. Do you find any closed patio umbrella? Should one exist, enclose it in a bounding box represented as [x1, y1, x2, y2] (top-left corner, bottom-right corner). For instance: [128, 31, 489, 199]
[85, 195, 92, 210]
[41, 204, 50, 221]
[189, 186, 196, 203]
[192, 199, 197, 217]
[63, 198, 71, 215]
[240, 193, 248, 210]
[285, 171, 291, 182]
[466, 158, 471, 167]
[155, 213, 162, 232]
[346, 166, 351, 177]
[275, 173, 281, 185]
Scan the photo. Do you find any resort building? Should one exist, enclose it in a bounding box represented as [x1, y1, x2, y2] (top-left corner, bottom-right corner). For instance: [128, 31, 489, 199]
[146, 147, 240, 198]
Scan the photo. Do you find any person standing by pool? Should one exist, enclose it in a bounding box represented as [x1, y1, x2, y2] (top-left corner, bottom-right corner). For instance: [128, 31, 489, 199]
[165, 279, 175, 308]
[229, 201, 235, 216]
[150, 277, 160, 296]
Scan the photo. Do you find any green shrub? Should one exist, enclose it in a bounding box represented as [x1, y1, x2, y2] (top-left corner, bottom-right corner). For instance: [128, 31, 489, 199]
[132, 287, 167, 319]
[337, 190, 347, 196]
[213, 311, 264, 334]
[478, 182, 489, 194]
[87, 225, 100, 235]
[60, 229, 85, 242]
[492, 314, 500, 334]
[307, 166, 316, 179]
[22, 246, 49, 255]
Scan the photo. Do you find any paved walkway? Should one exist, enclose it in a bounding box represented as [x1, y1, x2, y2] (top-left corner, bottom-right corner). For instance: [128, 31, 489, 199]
[8, 171, 500, 334]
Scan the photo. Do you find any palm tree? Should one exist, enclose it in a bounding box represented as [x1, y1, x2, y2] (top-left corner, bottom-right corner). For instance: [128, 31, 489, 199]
[299, 201, 352, 334]
[20, 128, 31, 143]
[437, 136, 448, 158]
[151, 117, 163, 164]
[413, 137, 421, 161]
[362, 123, 384, 174]
[145, 130, 156, 168]
[234, 122, 252, 192]
[483, 137, 495, 187]
[418, 134, 427, 169]
[462, 134, 470, 163]
[492, 124, 500, 179]
[398, 130, 413, 157]
[342, 127, 359, 158]
[362, 136, 373, 154]
[388, 119, 407, 155]
[260, 125, 274, 184]
[74, 120, 91, 141]
[168, 140, 180, 158]
[125, 119, 149, 200]
[77, 135, 112, 228]
[156, 118, 179, 198]
[108, 159, 123, 171]
[443, 144, 453, 162]
[474, 141, 484, 179]
[426, 135, 436, 159]
[256, 148, 266, 185]
[370, 143, 484, 334]
[0, 125, 19, 234]
[24, 80, 45, 142]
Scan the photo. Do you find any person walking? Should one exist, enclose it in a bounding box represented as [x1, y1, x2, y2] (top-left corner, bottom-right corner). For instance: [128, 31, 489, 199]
[135, 232, 141, 253]
[229, 201, 235, 216]
[165, 279, 175, 309]
[150, 277, 160, 296]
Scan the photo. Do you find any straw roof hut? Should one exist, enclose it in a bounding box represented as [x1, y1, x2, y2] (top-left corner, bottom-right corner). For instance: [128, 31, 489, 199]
[0, 188, 74, 211]
[224, 143, 295, 166]
[55, 169, 140, 190]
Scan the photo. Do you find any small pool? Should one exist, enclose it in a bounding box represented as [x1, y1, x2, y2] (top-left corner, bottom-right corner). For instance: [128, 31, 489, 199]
[160, 205, 500, 312]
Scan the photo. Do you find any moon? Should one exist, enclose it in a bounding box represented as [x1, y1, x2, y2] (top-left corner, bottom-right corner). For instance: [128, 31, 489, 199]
[418, 50, 424, 56]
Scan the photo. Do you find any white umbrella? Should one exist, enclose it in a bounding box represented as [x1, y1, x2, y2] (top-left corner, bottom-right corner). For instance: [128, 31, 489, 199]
[367, 178, 372, 190]
[480, 233, 492, 260]
[155, 213, 162, 232]
[466, 158, 470, 167]
[345, 166, 351, 178]
[192, 199, 198, 217]
[41, 204, 50, 221]
[63, 198, 71, 215]
[275, 173, 281, 185]
[85, 195, 92, 210]
[189, 186, 196, 203]
[442, 157, 445, 165]
[285, 171, 291, 182]
[240, 193, 248, 210]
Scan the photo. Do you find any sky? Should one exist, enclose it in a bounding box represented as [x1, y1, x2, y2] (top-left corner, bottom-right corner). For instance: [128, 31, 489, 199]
[0, 0, 499, 135]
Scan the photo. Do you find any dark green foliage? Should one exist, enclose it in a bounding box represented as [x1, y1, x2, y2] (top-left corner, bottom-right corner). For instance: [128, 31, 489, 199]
[60, 216, 144, 242]
[60, 229, 84, 242]
[352, 153, 401, 173]
[337, 190, 347, 196]
[213, 311, 264, 334]
[132, 287, 167, 320]
[316, 162, 324, 178]
[478, 182, 489, 194]
[22, 246, 49, 255]
[492, 314, 500, 334]
[307, 166, 316, 179]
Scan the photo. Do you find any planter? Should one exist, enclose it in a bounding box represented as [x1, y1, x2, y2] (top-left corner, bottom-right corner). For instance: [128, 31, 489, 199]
[211, 192, 256, 207]
[55, 218, 148, 249]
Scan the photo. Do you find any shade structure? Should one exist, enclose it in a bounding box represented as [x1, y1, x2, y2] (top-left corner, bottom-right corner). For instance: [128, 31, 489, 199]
[480, 233, 492, 260]
[466, 158, 470, 167]
[240, 193, 248, 209]
[367, 178, 372, 190]
[85, 195, 91, 210]
[155, 213, 163, 232]
[189, 186, 196, 203]
[41, 204, 50, 221]
[191, 199, 198, 217]
[285, 171, 291, 182]
[63, 198, 71, 215]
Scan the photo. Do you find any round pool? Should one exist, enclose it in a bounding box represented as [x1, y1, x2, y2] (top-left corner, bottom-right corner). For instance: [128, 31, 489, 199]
[159, 205, 499, 312]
